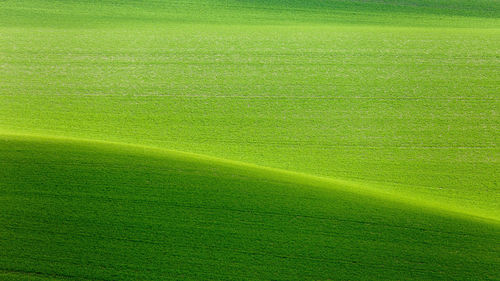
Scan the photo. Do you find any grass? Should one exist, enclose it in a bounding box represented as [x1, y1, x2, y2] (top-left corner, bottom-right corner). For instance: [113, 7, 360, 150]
[1, 0, 499, 27]
[0, 135, 499, 280]
[1, 23, 498, 217]
[1, 0, 499, 279]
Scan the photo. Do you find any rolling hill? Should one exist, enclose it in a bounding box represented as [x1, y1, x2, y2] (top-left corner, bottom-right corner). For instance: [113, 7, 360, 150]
[0, 0, 499, 279]
[0, 134, 499, 280]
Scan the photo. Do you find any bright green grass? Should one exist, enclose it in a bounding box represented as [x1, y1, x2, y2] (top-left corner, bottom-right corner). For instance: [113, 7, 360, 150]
[1, 22, 499, 217]
[0, 135, 499, 280]
[1, 0, 499, 27]
[1, 0, 499, 279]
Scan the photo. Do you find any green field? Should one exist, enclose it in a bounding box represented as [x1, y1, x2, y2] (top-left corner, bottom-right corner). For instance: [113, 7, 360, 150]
[1, 0, 499, 280]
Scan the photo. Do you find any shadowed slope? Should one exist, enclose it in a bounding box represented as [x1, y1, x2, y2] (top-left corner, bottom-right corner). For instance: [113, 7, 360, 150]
[1, 132, 499, 223]
[0, 134, 499, 280]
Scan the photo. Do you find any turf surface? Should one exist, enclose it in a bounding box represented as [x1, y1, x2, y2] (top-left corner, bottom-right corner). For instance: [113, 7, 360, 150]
[1, 0, 499, 279]
[1, 135, 499, 280]
[1, 23, 499, 217]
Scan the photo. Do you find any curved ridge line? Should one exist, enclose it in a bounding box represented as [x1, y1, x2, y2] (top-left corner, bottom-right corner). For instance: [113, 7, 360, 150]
[0, 130, 498, 225]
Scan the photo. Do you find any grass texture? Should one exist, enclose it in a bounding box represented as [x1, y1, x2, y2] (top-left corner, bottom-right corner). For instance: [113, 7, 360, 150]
[1, 0, 499, 279]
[0, 134, 499, 280]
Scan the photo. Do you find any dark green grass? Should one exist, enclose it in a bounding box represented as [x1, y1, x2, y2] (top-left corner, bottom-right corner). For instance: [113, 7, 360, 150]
[0, 136, 499, 280]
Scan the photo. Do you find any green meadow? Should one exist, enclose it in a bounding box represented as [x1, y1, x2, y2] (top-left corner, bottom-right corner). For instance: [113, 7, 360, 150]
[1, 0, 499, 279]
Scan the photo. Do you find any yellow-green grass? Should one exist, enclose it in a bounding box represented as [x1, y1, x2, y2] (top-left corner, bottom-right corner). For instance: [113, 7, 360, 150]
[1, 134, 499, 280]
[1, 0, 499, 28]
[2, 22, 499, 217]
[1, 0, 499, 279]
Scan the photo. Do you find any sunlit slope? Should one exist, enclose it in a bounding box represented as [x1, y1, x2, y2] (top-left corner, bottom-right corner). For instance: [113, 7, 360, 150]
[0, 135, 499, 280]
[1, 23, 499, 217]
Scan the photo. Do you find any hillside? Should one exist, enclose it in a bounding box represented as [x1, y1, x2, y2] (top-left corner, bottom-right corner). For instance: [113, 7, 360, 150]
[0, 0, 499, 279]
[1, 24, 498, 217]
[0, 134, 499, 280]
